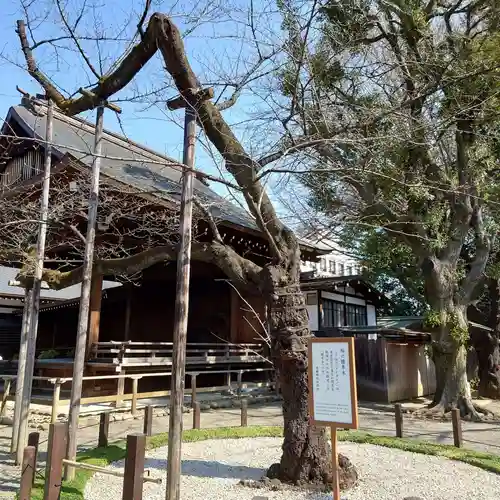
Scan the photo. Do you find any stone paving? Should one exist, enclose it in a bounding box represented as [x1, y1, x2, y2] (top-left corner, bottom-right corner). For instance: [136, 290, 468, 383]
[0, 402, 499, 498]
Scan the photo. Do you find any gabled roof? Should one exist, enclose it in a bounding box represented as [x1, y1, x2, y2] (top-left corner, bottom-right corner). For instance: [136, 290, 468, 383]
[4, 99, 257, 232]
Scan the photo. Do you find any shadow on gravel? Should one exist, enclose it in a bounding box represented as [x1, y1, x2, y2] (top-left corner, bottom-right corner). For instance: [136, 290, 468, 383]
[145, 457, 265, 480]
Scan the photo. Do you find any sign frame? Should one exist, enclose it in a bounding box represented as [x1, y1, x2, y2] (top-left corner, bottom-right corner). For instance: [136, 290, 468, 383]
[307, 336, 359, 429]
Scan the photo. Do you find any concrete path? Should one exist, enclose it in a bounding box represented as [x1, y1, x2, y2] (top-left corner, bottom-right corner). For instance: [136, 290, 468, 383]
[0, 403, 499, 498]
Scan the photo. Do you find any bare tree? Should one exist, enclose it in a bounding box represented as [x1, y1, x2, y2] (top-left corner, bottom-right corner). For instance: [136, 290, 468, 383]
[10, 2, 358, 488]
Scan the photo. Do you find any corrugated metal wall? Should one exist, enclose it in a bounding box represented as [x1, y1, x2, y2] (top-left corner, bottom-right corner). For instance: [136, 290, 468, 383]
[0, 149, 45, 188]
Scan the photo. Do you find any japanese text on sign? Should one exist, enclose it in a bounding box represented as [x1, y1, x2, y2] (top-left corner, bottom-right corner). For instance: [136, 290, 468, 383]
[310, 340, 355, 426]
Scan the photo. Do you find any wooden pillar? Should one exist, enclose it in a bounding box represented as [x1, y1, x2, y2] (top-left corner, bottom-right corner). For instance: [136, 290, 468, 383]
[86, 274, 103, 359]
[124, 287, 132, 341]
[116, 375, 125, 408]
[230, 288, 239, 343]
[122, 434, 146, 500]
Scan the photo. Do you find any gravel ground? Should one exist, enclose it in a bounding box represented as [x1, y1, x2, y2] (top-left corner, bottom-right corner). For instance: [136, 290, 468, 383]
[85, 437, 500, 500]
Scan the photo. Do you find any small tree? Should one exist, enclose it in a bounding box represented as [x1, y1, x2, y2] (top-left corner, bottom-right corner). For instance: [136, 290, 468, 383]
[277, 0, 500, 417]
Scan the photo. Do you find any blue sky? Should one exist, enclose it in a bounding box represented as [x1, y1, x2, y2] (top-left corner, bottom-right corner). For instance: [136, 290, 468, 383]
[0, 0, 294, 218]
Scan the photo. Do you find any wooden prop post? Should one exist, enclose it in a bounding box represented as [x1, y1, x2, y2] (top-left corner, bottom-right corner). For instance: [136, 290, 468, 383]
[16, 99, 55, 465]
[308, 337, 358, 500]
[65, 92, 122, 480]
[165, 87, 213, 500]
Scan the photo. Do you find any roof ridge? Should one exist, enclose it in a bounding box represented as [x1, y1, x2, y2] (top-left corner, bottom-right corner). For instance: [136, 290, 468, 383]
[26, 98, 180, 168]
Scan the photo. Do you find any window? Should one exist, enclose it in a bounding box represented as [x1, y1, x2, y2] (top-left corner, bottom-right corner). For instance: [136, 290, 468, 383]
[338, 263, 345, 275]
[346, 303, 367, 326]
[329, 260, 336, 274]
[322, 299, 345, 327]
[321, 299, 367, 328]
[320, 258, 327, 271]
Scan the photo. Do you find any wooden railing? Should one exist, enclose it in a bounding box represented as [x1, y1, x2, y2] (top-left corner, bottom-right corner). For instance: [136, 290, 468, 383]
[89, 341, 267, 367]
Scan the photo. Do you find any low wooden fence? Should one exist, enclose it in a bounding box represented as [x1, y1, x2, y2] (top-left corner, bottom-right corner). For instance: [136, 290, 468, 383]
[1, 366, 275, 423]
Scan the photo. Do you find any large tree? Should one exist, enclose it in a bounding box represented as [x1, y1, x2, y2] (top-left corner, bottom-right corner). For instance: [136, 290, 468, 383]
[276, 0, 500, 417]
[10, 1, 358, 488]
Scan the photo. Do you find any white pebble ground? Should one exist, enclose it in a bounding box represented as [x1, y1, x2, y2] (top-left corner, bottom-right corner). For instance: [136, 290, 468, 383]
[85, 437, 500, 499]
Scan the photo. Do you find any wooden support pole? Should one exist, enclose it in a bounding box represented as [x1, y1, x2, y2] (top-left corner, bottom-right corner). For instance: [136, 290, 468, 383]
[1, 379, 11, 417]
[19, 445, 35, 500]
[166, 88, 212, 500]
[86, 274, 103, 359]
[116, 376, 125, 408]
[27, 432, 39, 484]
[143, 406, 153, 437]
[66, 104, 106, 480]
[394, 403, 403, 438]
[237, 371, 243, 398]
[11, 288, 33, 454]
[132, 378, 139, 415]
[452, 408, 462, 448]
[192, 402, 200, 430]
[331, 426, 340, 500]
[99, 413, 110, 448]
[241, 399, 248, 427]
[191, 374, 197, 405]
[51, 380, 61, 423]
[122, 433, 146, 500]
[17, 99, 54, 466]
[45, 423, 67, 500]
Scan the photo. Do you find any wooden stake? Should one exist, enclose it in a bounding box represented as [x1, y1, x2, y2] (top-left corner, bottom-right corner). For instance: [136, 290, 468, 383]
[192, 402, 200, 430]
[44, 423, 67, 500]
[241, 399, 248, 427]
[27, 432, 39, 484]
[98, 413, 110, 448]
[395, 403, 403, 438]
[19, 445, 35, 499]
[123, 434, 146, 500]
[66, 105, 105, 480]
[16, 99, 54, 465]
[331, 426, 340, 500]
[452, 408, 462, 448]
[143, 406, 153, 437]
[166, 93, 206, 500]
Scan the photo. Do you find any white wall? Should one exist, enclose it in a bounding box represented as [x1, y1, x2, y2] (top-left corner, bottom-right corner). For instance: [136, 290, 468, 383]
[321, 290, 366, 306]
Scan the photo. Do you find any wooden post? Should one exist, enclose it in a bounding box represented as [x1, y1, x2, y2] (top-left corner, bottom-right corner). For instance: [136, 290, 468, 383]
[124, 287, 132, 341]
[143, 406, 153, 437]
[28, 432, 39, 484]
[192, 402, 200, 430]
[11, 288, 33, 454]
[17, 99, 55, 466]
[395, 403, 403, 438]
[190, 374, 197, 405]
[132, 378, 139, 415]
[86, 274, 103, 358]
[237, 371, 243, 398]
[241, 399, 248, 427]
[66, 100, 121, 480]
[166, 87, 213, 500]
[122, 434, 146, 500]
[51, 380, 61, 423]
[99, 413, 110, 447]
[116, 376, 125, 408]
[451, 408, 462, 448]
[226, 367, 232, 391]
[45, 422, 67, 500]
[1, 378, 11, 417]
[19, 445, 35, 500]
[331, 426, 340, 500]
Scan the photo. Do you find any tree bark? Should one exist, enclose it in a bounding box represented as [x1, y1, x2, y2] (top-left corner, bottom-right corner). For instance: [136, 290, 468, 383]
[263, 263, 357, 488]
[424, 260, 479, 418]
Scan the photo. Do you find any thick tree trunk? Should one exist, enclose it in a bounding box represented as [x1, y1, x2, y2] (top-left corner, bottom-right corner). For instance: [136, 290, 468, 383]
[264, 265, 357, 489]
[424, 261, 480, 418]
